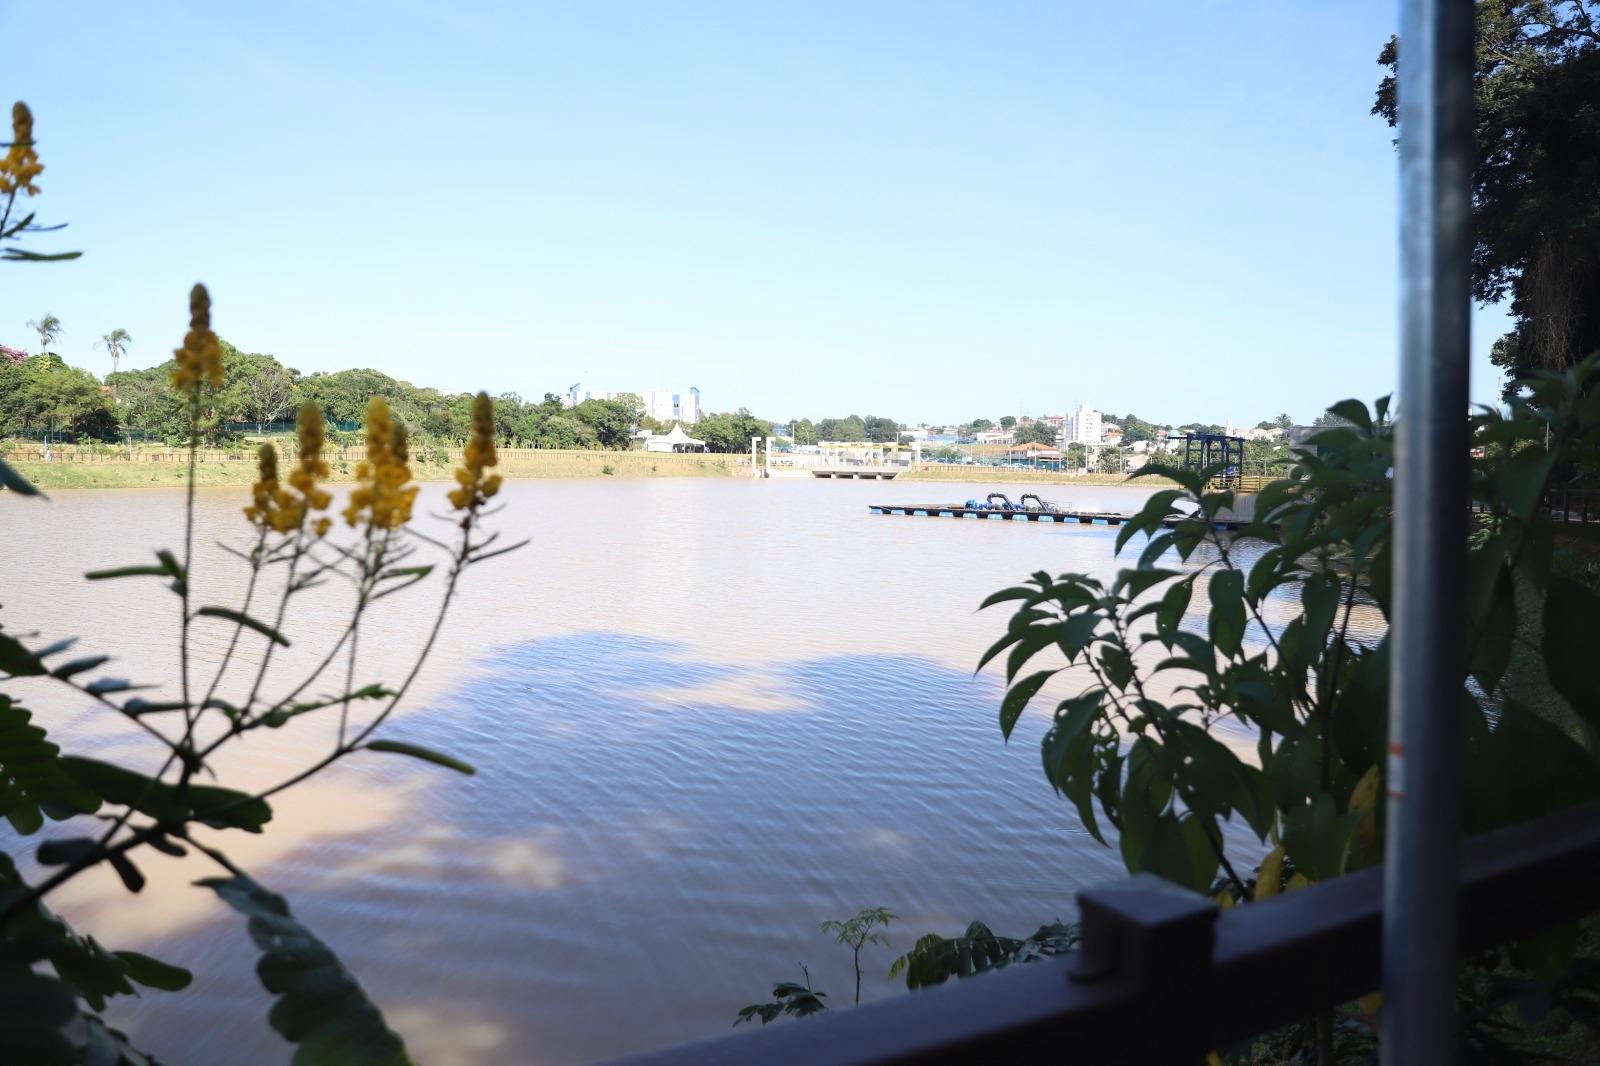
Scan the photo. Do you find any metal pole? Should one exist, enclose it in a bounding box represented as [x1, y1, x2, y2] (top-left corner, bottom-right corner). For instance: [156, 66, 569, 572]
[1383, 0, 1473, 1062]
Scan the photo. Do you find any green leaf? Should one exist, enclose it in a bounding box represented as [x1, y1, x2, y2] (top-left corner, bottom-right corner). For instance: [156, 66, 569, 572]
[108, 853, 146, 894]
[1207, 570, 1246, 657]
[1282, 794, 1366, 881]
[85, 678, 145, 695]
[1055, 612, 1100, 660]
[83, 566, 169, 581]
[0, 633, 47, 677]
[154, 549, 186, 581]
[1125, 811, 1195, 888]
[1179, 815, 1220, 893]
[1004, 626, 1056, 683]
[1470, 565, 1515, 695]
[0, 696, 101, 833]
[1326, 399, 1373, 431]
[0, 248, 83, 261]
[975, 630, 1022, 675]
[1098, 644, 1133, 691]
[1299, 574, 1340, 657]
[0, 947, 82, 1063]
[979, 586, 1036, 611]
[113, 951, 193, 992]
[1543, 575, 1600, 728]
[197, 876, 411, 1065]
[1496, 448, 1558, 522]
[57, 757, 272, 832]
[37, 838, 99, 866]
[363, 740, 476, 775]
[1117, 568, 1180, 599]
[887, 921, 1033, 989]
[1464, 700, 1600, 833]
[0, 457, 45, 496]
[1137, 531, 1176, 569]
[998, 671, 1056, 741]
[194, 607, 290, 647]
[1041, 697, 1105, 843]
[1153, 580, 1192, 638]
[51, 655, 110, 679]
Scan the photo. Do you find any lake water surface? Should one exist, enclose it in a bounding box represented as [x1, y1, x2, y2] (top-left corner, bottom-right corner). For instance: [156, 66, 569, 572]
[1, 477, 1338, 1064]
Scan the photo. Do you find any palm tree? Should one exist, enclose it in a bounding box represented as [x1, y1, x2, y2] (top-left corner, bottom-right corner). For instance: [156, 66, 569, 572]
[102, 327, 133, 410]
[26, 313, 62, 353]
[101, 327, 132, 380]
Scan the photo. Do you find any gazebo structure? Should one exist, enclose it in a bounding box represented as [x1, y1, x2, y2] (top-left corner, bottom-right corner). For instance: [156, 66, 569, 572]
[644, 422, 707, 453]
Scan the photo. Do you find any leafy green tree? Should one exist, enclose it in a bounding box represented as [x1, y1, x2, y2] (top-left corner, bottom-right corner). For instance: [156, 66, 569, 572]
[862, 415, 900, 443]
[1000, 415, 1017, 430]
[573, 398, 636, 449]
[980, 367, 1600, 1061]
[1375, 2, 1600, 387]
[970, 418, 994, 432]
[695, 408, 774, 452]
[817, 415, 867, 442]
[1014, 422, 1057, 446]
[890, 922, 1078, 989]
[26, 312, 61, 353]
[790, 418, 819, 446]
[1275, 413, 1295, 434]
[1096, 446, 1128, 473]
[237, 353, 298, 432]
[0, 354, 115, 440]
[298, 367, 409, 426]
[736, 968, 828, 1025]
[820, 908, 897, 1005]
[1114, 413, 1161, 444]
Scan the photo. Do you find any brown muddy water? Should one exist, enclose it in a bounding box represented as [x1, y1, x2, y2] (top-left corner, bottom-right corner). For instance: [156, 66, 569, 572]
[0, 477, 1377, 1064]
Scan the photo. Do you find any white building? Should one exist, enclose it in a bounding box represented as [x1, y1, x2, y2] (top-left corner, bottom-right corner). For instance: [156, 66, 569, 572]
[566, 385, 702, 425]
[1063, 404, 1103, 446]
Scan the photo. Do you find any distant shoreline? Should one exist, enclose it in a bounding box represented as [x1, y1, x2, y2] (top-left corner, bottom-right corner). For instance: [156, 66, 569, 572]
[5, 450, 1155, 491]
[4, 448, 743, 489]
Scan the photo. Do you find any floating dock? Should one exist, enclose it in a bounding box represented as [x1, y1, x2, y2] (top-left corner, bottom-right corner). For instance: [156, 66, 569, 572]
[867, 504, 1248, 531]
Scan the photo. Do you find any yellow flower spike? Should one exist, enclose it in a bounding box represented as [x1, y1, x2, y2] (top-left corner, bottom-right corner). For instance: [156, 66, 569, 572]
[344, 397, 416, 530]
[246, 443, 281, 529]
[282, 401, 333, 534]
[449, 391, 503, 513]
[0, 102, 44, 197]
[170, 284, 222, 393]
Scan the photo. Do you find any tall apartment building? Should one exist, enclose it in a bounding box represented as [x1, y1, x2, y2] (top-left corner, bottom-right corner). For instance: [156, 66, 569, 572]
[1062, 404, 1103, 446]
[565, 385, 702, 425]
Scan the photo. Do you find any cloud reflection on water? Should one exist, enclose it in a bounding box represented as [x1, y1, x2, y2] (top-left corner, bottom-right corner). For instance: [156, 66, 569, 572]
[86, 633, 1132, 1065]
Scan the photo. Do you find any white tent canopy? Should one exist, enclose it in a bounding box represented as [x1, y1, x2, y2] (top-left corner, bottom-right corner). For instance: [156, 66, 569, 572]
[644, 422, 707, 453]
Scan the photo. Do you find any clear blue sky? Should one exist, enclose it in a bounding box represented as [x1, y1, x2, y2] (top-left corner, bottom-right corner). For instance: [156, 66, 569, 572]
[3, 0, 1509, 426]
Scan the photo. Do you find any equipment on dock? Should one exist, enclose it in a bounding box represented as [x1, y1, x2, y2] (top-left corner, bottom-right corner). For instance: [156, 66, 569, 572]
[867, 492, 1248, 530]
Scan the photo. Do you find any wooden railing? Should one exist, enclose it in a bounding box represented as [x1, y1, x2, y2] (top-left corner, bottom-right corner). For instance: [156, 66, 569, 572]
[603, 803, 1600, 1065]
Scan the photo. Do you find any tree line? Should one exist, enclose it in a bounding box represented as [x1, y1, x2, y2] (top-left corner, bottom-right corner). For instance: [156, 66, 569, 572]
[0, 339, 781, 452]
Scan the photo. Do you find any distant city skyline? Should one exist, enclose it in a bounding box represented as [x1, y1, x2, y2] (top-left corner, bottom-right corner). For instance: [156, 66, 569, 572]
[5, 2, 1511, 426]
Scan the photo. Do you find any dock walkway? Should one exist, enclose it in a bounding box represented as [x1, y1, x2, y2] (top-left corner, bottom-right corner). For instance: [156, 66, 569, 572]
[867, 504, 1249, 531]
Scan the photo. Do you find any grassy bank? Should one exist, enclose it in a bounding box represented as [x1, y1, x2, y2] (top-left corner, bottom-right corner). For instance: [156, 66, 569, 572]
[900, 466, 1137, 486]
[7, 448, 743, 489]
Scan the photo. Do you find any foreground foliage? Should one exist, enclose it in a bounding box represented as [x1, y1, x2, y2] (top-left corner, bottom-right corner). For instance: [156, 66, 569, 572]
[1, 285, 519, 1062]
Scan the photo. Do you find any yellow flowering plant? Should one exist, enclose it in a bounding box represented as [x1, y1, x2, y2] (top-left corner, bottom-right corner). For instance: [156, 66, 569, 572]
[0, 284, 521, 1063]
[0, 101, 79, 262]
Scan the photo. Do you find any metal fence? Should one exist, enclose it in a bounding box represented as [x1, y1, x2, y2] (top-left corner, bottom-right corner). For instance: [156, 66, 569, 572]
[605, 802, 1600, 1065]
